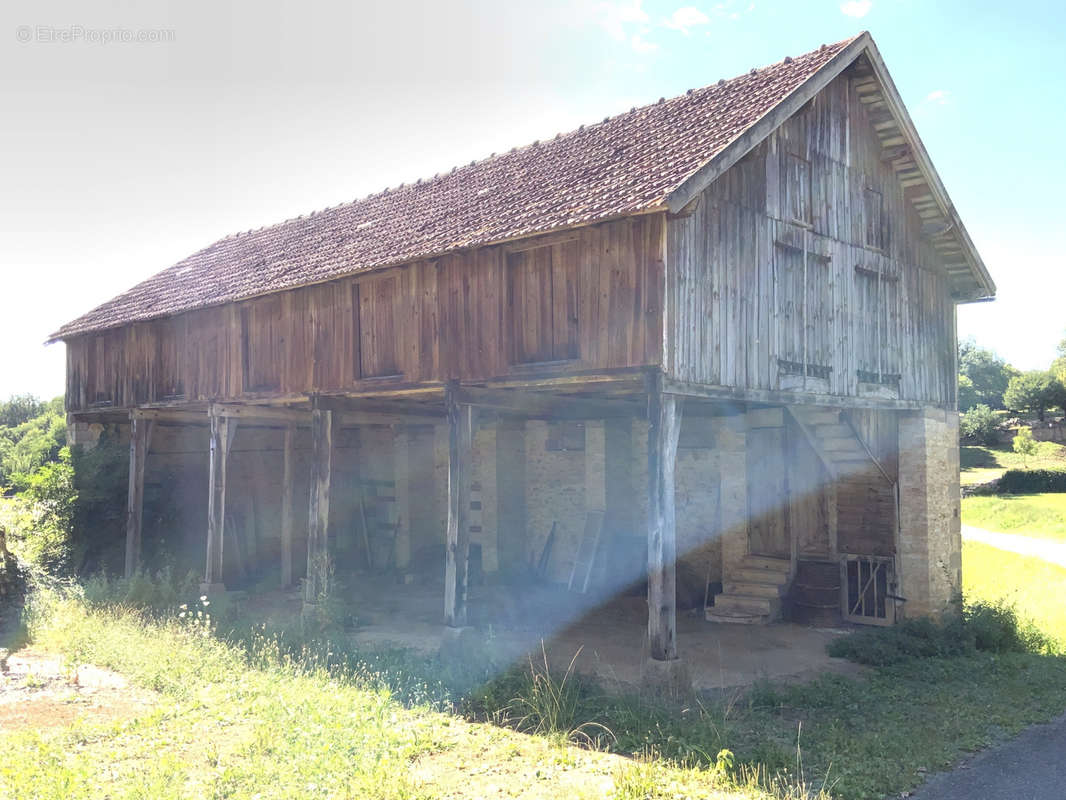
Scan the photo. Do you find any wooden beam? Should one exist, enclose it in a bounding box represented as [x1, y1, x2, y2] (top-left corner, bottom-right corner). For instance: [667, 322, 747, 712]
[840, 412, 894, 485]
[124, 414, 154, 578]
[203, 414, 235, 591]
[305, 406, 333, 604]
[444, 383, 473, 627]
[453, 386, 641, 420]
[646, 374, 682, 662]
[212, 403, 309, 425]
[879, 144, 911, 163]
[131, 408, 207, 425]
[783, 406, 837, 481]
[662, 378, 931, 412]
[280, 424, 296, 589]
[214, 400, 441, 428]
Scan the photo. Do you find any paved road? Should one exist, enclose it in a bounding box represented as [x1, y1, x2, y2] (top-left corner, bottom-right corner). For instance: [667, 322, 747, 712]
[962, 525, 1066, 568]
[909, 712, 1066, 799]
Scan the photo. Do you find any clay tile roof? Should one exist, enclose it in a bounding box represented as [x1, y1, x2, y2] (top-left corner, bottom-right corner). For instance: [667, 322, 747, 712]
[52, 35, 860, 341]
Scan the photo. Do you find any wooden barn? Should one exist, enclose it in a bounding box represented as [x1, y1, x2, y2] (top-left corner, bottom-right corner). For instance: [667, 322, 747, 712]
[51, 32, 993, 680]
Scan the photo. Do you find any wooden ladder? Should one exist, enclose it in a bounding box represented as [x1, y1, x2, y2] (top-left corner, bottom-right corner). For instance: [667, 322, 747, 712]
[567, 511, 605, 593]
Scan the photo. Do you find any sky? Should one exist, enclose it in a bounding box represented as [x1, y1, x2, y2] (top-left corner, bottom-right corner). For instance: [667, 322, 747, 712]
[1, 0, 1063, 400]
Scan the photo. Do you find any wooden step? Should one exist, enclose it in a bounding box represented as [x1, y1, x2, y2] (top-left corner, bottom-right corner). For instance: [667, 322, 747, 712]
[820, 437, 865, 455]
[706, 608, 771, 625]
[724, 580, 785, 599]
[713, 593, 780, 617]
[741, 555, 791, 574]
[735, 567, 792, 585]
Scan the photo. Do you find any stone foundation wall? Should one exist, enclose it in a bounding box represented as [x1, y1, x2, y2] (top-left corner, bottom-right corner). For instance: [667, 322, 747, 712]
[898, 408, 961, 618]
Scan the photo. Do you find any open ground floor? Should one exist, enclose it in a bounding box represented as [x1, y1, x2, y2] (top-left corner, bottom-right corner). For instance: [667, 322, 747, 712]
[68, 375, 962, 687]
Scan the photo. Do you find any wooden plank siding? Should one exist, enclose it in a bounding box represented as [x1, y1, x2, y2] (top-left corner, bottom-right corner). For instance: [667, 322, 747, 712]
[65, 215, 666, 411]
[666, 68, 958, 408]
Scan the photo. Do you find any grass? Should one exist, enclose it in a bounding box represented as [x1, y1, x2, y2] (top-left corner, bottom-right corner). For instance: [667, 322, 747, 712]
[960, 440, 1066, 485]
[7, 545, 1066, 800]
[0, 590, 804, 800]
[961, 493, 1066, 543]
[963, 540, 1066, 645]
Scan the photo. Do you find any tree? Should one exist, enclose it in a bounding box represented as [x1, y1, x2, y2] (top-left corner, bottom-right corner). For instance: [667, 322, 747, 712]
[960, 404, 1000, 446]
[1012, 427, 1038, 468]
[957, 340, 1017, 410]
[1051, 335, 1066, 385]
[1004, 370, 1066, 422]
[957, 374, 978, 413]
[0, 394, 45, 428]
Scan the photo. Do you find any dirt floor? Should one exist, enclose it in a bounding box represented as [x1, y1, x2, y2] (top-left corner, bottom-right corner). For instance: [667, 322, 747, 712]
[245, 573, 864, 692]
[0, 647, 159, 733]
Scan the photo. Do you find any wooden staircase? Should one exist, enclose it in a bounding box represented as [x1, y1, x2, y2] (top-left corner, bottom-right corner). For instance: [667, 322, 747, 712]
[706, 555, 791, 624]
[786, 407, 870, 476]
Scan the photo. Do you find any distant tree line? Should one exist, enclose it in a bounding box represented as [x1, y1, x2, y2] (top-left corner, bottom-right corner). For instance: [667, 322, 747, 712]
[958, 335, 1066, 445]
[0, 394, 66, 492]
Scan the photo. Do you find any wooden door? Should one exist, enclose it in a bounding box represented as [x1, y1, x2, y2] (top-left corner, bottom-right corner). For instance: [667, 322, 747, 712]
[747, 426, 790, 558]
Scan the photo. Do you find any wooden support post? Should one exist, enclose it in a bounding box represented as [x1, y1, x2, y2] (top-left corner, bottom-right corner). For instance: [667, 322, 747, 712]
[204, 414, 235, 592]
[124, 413, 153, 578]
[280, 424, 296, 589]
[305, 406, 333, 604]
[444, 383, 474, 628]
[646, 374, 682, 662]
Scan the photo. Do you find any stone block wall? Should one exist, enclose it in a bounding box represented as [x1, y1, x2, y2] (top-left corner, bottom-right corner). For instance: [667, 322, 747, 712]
[716, 413, 749, 578]
[897, 408, 961, 618]
[524, 420, 587, 583]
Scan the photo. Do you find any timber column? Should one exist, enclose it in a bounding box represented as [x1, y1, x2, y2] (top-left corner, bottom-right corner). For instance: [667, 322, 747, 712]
[124, 412, 153, 578]
[203, 412, 235, 594]
[304, 403, 333, 607]
[897, 408, 961, 618]
[643, 373, 688, 693]
[443, 382, 473, 628]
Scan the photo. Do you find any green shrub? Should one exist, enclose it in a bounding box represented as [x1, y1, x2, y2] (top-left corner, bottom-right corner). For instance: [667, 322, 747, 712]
[960, 404, 1000, 446]
[997, 468, 1066, 493]
[5, 449, 76, 573]
[828, 599, 1055, 666]
[82, 567, 202, 613]
[828, 615, 972, 666]
[964, 599, 1055, 655]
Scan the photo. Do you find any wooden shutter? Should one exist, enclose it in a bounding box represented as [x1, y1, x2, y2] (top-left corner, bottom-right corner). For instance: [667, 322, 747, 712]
[241, 295, 284, 392]
[508, 247, 554, 363]
[358, 275, 400, 378]
[153, 316, 186, 400]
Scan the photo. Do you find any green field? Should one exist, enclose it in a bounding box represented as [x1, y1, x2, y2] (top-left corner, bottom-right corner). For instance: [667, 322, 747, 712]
[960, 440, 1066, 486]
[962, 540, 1066, 645]
[962, 493, 1066, 543]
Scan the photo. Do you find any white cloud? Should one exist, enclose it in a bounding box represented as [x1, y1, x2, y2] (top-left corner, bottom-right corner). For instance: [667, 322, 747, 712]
[840, 0, 873, 18]
[596, 0, 651, 41]
[925, 89, 951, 105]
[630, 33, 659, 53]
[663, 6, 711, 34]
